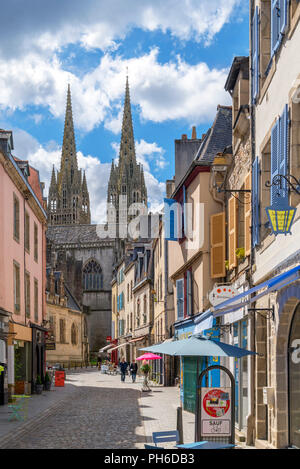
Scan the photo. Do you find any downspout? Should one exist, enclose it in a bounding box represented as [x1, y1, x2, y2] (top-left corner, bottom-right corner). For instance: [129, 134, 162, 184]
[247, 0, 256, 447]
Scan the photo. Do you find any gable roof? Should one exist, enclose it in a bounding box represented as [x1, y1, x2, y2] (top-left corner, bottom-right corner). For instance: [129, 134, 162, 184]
[195, 105, 232, 164]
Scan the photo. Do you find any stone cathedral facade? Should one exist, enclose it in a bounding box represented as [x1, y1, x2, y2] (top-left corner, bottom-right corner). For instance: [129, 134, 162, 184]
[46, 78, 147, 354]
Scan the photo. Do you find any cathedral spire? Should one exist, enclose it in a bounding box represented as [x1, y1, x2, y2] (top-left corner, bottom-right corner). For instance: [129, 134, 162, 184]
[47, 85, 91, 226]
[59, 84, 78, 189]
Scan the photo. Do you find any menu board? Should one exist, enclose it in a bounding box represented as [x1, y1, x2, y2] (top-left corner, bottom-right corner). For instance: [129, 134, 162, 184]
[201, 387, 231, 436]
[55, 371, 65, 387]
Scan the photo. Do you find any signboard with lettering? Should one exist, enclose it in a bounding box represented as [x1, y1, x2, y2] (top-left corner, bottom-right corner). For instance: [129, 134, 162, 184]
[201, 387, 231, 437]
[46, 342, 56, 350]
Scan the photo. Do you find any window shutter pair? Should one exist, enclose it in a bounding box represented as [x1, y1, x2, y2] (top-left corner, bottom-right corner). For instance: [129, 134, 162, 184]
[210, 212, 226, 278]
[228, 198, 238, 270]
[176, 279, 184, 320]
[252, 6, 260, 103]
[244, 173, 252, 256]
[252, 157, 260, 247]
[271, 0, 289, 56]
[270, 104, 289, 204]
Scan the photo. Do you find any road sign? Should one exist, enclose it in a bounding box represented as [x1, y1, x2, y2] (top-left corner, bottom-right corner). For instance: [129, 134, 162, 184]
[201, 387, 231, 436]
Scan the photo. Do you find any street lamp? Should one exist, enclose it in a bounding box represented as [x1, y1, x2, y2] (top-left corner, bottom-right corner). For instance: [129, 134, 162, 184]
[265, 174, 300, 236]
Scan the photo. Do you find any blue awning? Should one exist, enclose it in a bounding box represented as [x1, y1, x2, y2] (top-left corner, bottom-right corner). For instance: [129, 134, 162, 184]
[194, 265, 300, 333]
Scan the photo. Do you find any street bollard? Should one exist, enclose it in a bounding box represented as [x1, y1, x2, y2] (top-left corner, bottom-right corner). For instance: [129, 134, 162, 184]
[177, 406, 183, 445]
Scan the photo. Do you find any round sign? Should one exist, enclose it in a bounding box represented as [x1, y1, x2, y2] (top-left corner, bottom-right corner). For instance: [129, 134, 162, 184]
[203, 389, 230, 418]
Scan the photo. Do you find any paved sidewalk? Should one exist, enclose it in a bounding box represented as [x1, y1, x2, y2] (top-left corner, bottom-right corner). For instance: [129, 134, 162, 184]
[0, 370, 254, 448]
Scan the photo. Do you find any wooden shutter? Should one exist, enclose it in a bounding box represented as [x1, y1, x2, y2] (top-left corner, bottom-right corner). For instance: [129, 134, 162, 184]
[244, 173, 252, 256]
[228, 197, 238, 270]
[210, 212, 226, 278]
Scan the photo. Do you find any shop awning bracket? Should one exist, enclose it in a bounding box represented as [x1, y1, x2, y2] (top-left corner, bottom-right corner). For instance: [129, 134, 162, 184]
[248, 306, 275, 321]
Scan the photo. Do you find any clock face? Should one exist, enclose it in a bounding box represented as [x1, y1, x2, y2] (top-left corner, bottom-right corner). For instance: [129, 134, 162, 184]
[209, 285, 239, 306]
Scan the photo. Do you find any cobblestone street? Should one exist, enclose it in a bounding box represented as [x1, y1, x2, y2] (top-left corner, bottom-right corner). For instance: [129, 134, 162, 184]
[1, 371, 148, 449]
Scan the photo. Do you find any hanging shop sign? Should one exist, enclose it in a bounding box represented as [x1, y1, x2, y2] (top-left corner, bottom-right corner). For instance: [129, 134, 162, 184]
[209, 285, 239, 307]
[201, 387, 231, 436]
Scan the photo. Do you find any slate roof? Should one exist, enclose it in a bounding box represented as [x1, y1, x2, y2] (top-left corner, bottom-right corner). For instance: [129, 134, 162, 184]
[46, 268, 81, 312]
[195, 105, 232, 164]
[46, 224, 108, 245]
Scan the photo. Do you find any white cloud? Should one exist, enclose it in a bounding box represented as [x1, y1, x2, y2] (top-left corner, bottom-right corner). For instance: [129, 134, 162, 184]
[0, 49, 230, 134]
[0, 1, 241, 59]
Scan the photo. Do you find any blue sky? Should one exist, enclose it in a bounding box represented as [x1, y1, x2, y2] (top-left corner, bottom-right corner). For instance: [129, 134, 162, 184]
[0, 0, 249, 223]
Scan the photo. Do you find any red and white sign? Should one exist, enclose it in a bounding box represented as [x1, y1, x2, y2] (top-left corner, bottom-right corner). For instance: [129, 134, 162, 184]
[106, 336, 112, 342]
[209, 285, 239, 307]
[201, 387, 231, 436]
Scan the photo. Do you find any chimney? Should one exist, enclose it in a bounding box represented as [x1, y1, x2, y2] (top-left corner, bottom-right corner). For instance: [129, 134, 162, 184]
[191, 126, 197, 139]
[181, 134, 187, 140]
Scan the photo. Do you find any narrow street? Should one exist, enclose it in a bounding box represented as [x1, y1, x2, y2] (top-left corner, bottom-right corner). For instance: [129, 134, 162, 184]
[0, 370, 195, 449]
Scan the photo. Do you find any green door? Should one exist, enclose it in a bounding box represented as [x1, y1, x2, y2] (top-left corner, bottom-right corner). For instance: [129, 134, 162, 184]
[183, 357, 203, 413]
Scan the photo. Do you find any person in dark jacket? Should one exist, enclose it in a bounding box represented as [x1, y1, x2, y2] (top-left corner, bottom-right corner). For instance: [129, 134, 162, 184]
[119, 358, 128, 382]
[130, 360, 138, 383]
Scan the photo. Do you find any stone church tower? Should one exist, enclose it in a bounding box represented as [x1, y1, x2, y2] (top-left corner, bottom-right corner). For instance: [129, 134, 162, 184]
[107, 76, 147, 225]
[48, 84, 91, 226]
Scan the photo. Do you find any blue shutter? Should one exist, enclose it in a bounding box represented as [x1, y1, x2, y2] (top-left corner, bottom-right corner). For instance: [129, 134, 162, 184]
[186, 270, 192, 316]
[279, 0, 288, 35]
[164, 198, 182, 241]
[252, 7, 260, 103]
[279, 104, 289, 200]
[252, 157, 260, 247]
[271, 0, 284, 56]
[183, 185, 186, 237]
[117, 295, 120, 312]
[271, 119, 280, 204]
[176, 279, 184, 320]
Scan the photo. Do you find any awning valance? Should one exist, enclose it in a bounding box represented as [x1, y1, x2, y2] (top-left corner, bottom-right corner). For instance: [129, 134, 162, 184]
[107, 342, 130, 352]
[194, 265, 300, 333]
[99, 343, 115, 353]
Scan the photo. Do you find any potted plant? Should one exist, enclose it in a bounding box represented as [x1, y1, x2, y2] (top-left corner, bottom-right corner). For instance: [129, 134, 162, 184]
[44, 372, 52, 391]
[35, 375, 43, 394]
[140, 363, 151, 392]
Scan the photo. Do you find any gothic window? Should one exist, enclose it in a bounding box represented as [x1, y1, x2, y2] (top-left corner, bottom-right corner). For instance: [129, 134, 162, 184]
[82, 199, 88, 213]
[82, 260, 103, 291]
[63, 185, 67, 209]
[71, 323, 78, 345]
[122, 185, 126, 194]
[59, 318, 66, 343]
[50, 199, 57, 211]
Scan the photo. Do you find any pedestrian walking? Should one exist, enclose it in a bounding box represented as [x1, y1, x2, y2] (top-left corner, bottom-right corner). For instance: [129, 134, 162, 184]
[119, 358, 128, 382]
[130, 360, 138, 383]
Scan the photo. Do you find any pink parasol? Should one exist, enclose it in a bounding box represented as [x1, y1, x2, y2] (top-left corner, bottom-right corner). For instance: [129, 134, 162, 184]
[136, 353, 162, 360]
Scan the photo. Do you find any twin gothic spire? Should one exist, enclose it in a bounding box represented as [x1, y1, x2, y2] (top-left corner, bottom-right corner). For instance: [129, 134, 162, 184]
[107, 75, 147, 222]
[47, 84, 91, 226]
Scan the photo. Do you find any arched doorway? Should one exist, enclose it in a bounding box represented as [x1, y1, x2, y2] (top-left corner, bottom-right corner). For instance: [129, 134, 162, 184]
[288, 303, 300, 448]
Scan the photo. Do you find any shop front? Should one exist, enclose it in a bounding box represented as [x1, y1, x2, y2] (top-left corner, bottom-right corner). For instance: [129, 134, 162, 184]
[31, 324, 47, 391]
[175, 317, 220, 414]
[8, 322, 32, 395]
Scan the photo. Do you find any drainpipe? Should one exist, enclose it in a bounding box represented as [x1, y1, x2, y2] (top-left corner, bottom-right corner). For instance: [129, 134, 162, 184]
[247, 0, 256, 447]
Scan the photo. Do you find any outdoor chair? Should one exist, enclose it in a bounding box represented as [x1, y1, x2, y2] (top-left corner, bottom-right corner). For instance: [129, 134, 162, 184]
[144, 444, 165, 449]
[8, 395, 30, 421]
[152, 430, 179, 447]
